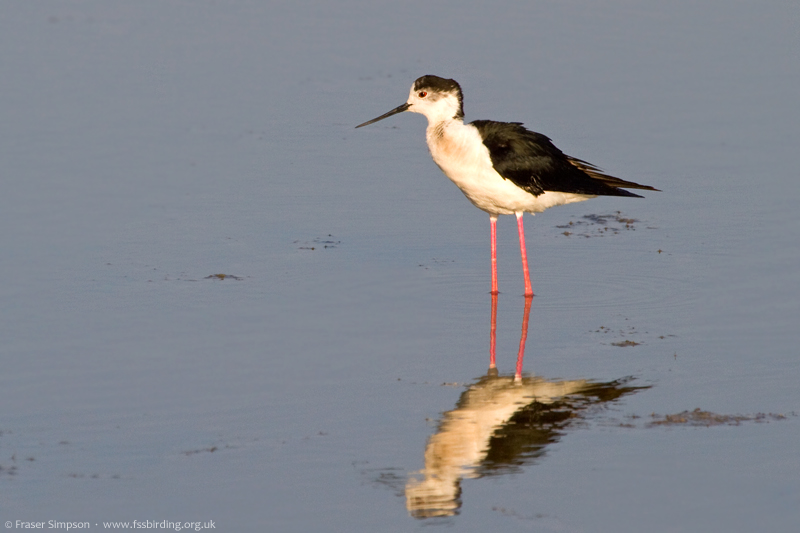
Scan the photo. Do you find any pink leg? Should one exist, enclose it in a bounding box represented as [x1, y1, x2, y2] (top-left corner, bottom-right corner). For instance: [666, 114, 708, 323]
[489, 293, 498, 369]
[516, 212, 534, 297]
[515, 294, 533, 380]
[490, 216, 498, 295]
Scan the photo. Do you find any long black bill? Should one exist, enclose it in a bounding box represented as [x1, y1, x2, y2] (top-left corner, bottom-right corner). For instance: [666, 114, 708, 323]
[355, 102, 410, 128]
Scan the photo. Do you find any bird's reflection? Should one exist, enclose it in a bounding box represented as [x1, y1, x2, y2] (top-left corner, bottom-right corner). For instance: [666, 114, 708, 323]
[405, 295, 649, 519]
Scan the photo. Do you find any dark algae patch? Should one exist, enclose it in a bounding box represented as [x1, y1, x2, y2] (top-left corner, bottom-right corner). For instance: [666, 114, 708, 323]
[555, 211, 655, 238]
[647, 408, 789, 427]
[205, 273, 243, 280]
[295, 234, 341, 250]
[611, 340, 641, 347]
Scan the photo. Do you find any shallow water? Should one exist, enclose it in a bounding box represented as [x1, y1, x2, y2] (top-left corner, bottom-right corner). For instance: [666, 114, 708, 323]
[2, 2, 799, 532]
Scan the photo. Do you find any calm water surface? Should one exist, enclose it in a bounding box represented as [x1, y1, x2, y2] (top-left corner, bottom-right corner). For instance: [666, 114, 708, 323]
[1, 2, 798, 532]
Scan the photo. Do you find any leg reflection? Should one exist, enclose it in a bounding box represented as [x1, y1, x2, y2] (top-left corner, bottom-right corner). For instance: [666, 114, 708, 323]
[489, 293, 533, 377]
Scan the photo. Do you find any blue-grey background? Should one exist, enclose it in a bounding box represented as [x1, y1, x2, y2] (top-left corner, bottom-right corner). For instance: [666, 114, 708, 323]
[2, 1, 798, 531]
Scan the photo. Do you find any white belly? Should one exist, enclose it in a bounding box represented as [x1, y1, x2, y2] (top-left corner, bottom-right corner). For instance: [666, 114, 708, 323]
[426, 123, 594, 216]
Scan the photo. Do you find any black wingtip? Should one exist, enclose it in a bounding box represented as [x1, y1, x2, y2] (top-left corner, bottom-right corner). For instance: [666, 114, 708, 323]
[621, 190, 645, 198]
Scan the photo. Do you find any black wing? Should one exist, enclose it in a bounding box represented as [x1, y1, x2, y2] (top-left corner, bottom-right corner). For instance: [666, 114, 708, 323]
[471, 120, 659, 197]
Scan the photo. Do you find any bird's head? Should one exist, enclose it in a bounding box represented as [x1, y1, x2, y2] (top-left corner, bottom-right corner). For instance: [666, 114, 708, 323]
[356, 75, 464, 128]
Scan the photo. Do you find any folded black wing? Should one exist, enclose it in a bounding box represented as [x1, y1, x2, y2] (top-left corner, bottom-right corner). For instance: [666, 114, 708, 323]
[471, 120, 659, 197]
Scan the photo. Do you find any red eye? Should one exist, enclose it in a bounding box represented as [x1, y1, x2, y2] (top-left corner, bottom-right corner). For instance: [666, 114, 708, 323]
[418, 91, 427, 98]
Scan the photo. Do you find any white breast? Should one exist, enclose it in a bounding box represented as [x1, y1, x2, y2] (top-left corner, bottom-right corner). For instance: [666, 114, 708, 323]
[425, 122, 593, 216]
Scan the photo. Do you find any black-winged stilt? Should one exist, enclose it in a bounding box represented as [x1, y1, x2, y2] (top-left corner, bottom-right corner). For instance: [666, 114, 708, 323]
[356, 75, 659, 296]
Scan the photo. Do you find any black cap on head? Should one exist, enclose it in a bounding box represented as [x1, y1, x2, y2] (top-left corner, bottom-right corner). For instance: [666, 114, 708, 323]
[413, 75, 464, 118]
